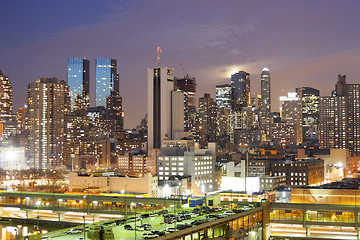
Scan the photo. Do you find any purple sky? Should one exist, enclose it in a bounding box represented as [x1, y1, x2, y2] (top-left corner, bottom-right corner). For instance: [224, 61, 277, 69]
[1, 0, 360, 128]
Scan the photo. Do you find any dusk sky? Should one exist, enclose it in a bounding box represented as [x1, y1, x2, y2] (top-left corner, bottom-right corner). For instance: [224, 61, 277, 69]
[1, 0, 360, 128]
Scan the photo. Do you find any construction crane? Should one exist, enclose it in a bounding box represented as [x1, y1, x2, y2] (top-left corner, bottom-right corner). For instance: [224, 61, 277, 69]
[180, 62, 187, 77]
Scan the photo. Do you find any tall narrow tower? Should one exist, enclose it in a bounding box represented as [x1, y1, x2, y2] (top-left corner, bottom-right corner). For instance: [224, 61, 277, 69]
[148, 48, 184, 150]
[0, 70, 13, 121]
[260, 67, 271, 139]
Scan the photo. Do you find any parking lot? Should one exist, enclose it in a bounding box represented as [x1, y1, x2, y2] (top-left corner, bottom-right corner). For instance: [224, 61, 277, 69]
[41, 203, 257, 240]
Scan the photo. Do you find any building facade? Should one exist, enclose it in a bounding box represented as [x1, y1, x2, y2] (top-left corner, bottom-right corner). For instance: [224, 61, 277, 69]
[260, 68, 271, 140]
[67, 58, 90, 110]
[95, 58, 119, 107]
[198, 93, 217, 142]
[27, 78, 70, 169]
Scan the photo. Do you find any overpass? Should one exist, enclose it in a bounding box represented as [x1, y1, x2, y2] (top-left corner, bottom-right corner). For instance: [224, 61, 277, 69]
[0, 191, 180, 222]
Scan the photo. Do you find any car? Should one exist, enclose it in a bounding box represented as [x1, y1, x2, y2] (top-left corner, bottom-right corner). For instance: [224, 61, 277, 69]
[241, 206, 253, 211]
[137, 225, 147, 231]
[165, 227, 178, 233]
[115, 219, 127, 225]
[41, 237, 51, 240]
[124, 225, 133, 230]
[76, 238, 84, 240]
[128, 216, 141, 222]
[211, 207, 222, 212]
[142, 232, 159, 239]
[164, 217, 175, 224]
[140, 214, 150, 219]
[191, 213, 199, 218]
[142, 223, 153, 230]
[217, 214, 227, 218]
[67, 228, 82, 234]
[205, 215, 218, 221]
[223, 211, 235, 215]
[176, 224, 187, 230]
[157, 209, 168, 214]
[191, 219, 206, 225]
[151, 230, 166, 236]
[232, 208, 243, 213]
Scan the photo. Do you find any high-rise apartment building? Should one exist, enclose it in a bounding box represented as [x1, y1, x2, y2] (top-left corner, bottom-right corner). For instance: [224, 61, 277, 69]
[198, 93, 217, 143]
[67, 58, 90, 110]
[260, 68, 271, 139]
[147, 67, 184, 150]
[320, 75, 360, 154]
[174, 74, 196, 131]
[296, 87, 320, 144]
[280, 92, 302, 144]
[28, 78, 70, 169]
[0, 70, 13, 122]
[231, 71, 250, 110]
[95, 58, 119, 107]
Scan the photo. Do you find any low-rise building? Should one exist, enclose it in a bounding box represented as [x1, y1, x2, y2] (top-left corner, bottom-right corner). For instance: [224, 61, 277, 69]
[69, 172, 158, 197]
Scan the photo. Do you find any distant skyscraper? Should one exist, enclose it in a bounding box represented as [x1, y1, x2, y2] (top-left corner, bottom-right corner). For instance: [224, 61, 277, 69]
[67, 58, 90, 110]
[216, 84, 231, 137]
[0, 70, 13, 121]
[174, 74, 196, 131]
[147, 67, 184, 150]
[296, 87, 320, 144]
[95, 58, 119, 107]
[279, 92, 302, 144]
[260, 68, 271, 139]
[198, 93, 217, 142]
[28, 78, 70, 169]
[231, 71, 250, 110]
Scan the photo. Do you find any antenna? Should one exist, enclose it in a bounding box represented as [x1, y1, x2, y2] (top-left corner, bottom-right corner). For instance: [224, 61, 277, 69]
[180, 62, 187, 77]
[156, 46, 162, 66]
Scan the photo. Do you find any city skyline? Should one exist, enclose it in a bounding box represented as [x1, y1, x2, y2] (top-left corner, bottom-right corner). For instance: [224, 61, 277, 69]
[1, 0, 360, 128]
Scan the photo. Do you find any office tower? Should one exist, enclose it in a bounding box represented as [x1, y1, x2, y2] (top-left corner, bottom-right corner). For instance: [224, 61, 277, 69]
[260, 68, 271, 140]
[28, 78, 70, 169]
[280, 92, 303, 144]
[320, 75, 360, 154]
[174, 74, 197, 131]
[148, 67, 184, 150]
[231, 71, 250, 110]
[198, 93, 217, 143]
[0, 70, 13, 122]
[95, 58, 119, 107]
[67, 58, 90, 110]
[296, 87, 320, 144]
[16, 103, 28, 133]
[216, 84, 232, 137]
[103, 90, 124, 138]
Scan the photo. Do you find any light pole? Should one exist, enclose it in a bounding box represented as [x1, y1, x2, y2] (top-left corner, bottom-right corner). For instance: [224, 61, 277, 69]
[131, 202, 136, 240]
[35, 200, 40, 233]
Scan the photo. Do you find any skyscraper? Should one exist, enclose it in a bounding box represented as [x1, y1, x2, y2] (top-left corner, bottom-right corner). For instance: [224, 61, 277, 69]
[0, 70, 13, 121]
[280, 92, 302, 144]
[216, 84, 231, 137]
[174, 74, 196, 131]
[231, 71, 250, 110]
[198, 93, 217, 142]
[95, 58, 119, 107]
[260, 68, 271, 139]
[296, 87, 320, 144]
[147, 67, 184, 150]
[67, 58, 90, 110]
[28, 78, 70, 169]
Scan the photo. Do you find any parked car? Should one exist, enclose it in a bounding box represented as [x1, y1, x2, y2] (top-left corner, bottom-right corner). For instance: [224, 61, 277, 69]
[241, 206, 253, 211]
[41, 237, 51, 240]
[142, 223, 153, 230]
[211, 207, 222, 212]
[115, 219, 127, 225]
[142, 232, 159, 239]
[157, 209, 168, 214]
[165, 227, 178, 233]
[140, 214, 150, 219]
[124, 225, 133, 230]
[150, 230, 166, 236]
[223, 210, 235, 215]
[76, 238, 84, 240]
[232, 208, 243, 213]
[67, 229, 82, 234]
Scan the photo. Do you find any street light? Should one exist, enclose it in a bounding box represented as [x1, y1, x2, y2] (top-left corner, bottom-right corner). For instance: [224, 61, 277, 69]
[35, 200, 40, 233]
[131, 202, 136, 240]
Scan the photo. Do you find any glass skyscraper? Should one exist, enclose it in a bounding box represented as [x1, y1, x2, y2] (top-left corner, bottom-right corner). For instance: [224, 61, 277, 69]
[67, 58, 90, 110]
[231, 71, 250, 111]
[95, 58, 119, 107]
